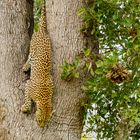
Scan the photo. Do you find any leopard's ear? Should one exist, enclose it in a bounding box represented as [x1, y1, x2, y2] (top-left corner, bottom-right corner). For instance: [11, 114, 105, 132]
[52, 109, 56, 115]
[49, 110, 55, 118]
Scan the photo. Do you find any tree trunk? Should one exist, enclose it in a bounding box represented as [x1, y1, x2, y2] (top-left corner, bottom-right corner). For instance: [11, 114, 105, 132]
[114, 118, 135, 140]
[114, 120, 129, 140]
[0, 0, 86, 140]
[45, 0, 86, 139]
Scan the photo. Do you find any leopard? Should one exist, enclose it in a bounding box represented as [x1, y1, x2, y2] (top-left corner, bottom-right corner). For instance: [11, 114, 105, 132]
[21, 0, 53, 128]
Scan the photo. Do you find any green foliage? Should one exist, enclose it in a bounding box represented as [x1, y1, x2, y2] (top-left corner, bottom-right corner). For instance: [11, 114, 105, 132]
[78, 0, 140, 139]
[84, 48, 140, 139]
[61, 0, 140, 139]
[79, 0, 140, 49]
[78, 4, 97, 36]
[61, 59, 80, 81]
[61, 48, 98, 81]
[81, 136, 92, 140]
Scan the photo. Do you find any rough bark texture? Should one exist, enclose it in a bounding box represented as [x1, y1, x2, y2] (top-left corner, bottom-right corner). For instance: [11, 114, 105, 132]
[0, 0, 86, 140]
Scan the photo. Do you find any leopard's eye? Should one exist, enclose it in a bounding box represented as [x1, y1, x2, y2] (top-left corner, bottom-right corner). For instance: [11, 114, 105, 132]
[38, 119, 42, 123]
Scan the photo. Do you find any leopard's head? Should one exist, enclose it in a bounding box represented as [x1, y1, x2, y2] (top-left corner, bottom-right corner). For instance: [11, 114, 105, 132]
[36, 107, 52, 128]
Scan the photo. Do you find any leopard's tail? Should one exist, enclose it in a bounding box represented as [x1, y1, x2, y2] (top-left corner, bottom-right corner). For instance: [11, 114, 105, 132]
[39, 0, 47, 32]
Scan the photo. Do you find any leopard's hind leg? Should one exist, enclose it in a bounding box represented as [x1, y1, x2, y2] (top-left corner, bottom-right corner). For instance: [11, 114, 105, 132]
[21, 80, 32, 113]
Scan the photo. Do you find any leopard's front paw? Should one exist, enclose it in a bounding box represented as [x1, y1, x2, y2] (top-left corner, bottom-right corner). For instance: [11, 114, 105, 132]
[21, 104, 31, 113]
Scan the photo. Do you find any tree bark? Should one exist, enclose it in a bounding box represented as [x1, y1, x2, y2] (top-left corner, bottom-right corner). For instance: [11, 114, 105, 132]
[0, 0, 86, 140]
[114, 118, 135, 140]
[45, 0, 86, 139]
[0, 0, 34, 139]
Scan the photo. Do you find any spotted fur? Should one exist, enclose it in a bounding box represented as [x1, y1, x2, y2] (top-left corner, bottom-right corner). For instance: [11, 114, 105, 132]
[21, 0, 53, 128]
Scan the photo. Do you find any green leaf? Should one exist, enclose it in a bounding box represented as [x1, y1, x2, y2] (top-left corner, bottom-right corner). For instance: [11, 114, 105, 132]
[83, 48, 91, 57]
[74, 72, 80, 78]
